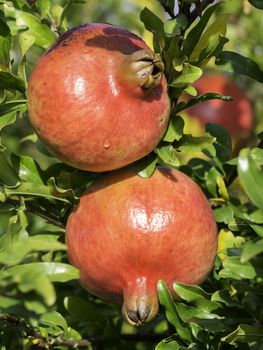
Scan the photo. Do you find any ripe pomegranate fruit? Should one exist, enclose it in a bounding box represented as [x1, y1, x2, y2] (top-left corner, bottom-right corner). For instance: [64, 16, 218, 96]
[27, 23, 170, 172]
[66, 167, 218, 326]
[186, 74, 253, 144]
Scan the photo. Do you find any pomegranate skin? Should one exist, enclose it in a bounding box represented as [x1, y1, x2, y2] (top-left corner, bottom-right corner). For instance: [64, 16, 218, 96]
[187, 74, 253, 136]
[27, 23, 170, 172]
[66, 167, 218, 326]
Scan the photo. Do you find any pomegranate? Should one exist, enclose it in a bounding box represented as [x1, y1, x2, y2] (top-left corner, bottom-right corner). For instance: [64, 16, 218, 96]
[66, 167, 218, 326]
[186, 73, 253, 142]
[27, 23, 170, 172]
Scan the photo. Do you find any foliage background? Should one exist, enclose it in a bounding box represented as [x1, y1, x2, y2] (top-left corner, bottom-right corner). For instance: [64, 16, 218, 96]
[0, 0, 263, 349]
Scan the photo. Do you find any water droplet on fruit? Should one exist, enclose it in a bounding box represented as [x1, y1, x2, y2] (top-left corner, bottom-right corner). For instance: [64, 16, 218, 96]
[103, 139, 111, 149]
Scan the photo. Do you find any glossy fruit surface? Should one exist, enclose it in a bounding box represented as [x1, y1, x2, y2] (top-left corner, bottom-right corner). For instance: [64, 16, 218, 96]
[66, 167, 218, 326]
[187, 74, 253, 137]
[27, 23, 170, 172]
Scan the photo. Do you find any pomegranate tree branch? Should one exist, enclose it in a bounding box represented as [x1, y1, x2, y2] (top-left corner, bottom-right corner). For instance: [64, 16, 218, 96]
[25, 201, 66, 229]
[188, 0, 216, 24]
[0, 313, 171, 347]
[7, 197, 66, 229]
[0, 313, 92, 348]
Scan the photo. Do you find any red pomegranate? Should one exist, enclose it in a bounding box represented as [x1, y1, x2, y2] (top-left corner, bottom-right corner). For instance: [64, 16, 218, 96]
[186, 74, 253, 139]
[66, 167, 218, 326]
[27, 23, 170, 172]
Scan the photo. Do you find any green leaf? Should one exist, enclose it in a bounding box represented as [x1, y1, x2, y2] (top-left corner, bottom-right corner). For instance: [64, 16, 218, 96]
[250, 224, 263, 237]
[173, 283, 221, 313]
[0, 100, 27, 115]
[164, 14, 188, 37]
[194, 34, 228, 67]
[19, 272, 56, 306]
[177, 134, 215, 152]
[170, 63, 202, 88]
[17, 32, 35, 82]
[140, 7, 164, 35]
[163, 116, 184, 142]
[190, 14, 227, 63]
[47, 177, 76, 201]
[219, 256, 263, 280]
[205, 123, 232, 162]
[36, 0, 52, 19]
[0, 152, 20, 185]
[155, 338, 183, 350]
[205, 167, 221, 197]
[221, 324, 263, 344]
[64, 296, 106, 323]
[40, 311, 68, 332]
[15, 156, 44, 184]
[216, 51, 263, 82]
[15, 11, 56, 49]
[214, 205, 234, 224]
[156, 144, 180, 167]
[157, 280, 192, 341]
[7, 262, 79, 282]
[0, 235, 66, 266]
[0, 18, 11, 71]
[241, 239, 263, 263]
[238, 148, 263, 210]
[0, 72, 25, 92]
[248, 0, 263, 9]
[4, 182, 70, 203]
[175, 93, 233, 114]
[251, 147, 263, 166]
[135, 154, 158, 178]
[0, 296, 20, 309]
[183, 2, 221, 57]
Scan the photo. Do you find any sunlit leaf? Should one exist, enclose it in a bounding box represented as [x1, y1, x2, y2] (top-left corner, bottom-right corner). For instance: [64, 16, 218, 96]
[183, 2, 221, 57]
[0, 18, 11, 71]
[135, 154, 158, 178]
[156, 144, 180, 167]
[170, 63, 202, 88]
[7, 262, 79, 282]
[140, 7, 164, 35]
[163, 116, 184, 142]
[238, 148, 263, 210]
[221, 324, 263, 344]
[216, 51, 263, 82]
[164, 14, 188, 37]
[157, 280, 192, 341]
[241, 239, 263, 263]
[40, 311, 68, 332]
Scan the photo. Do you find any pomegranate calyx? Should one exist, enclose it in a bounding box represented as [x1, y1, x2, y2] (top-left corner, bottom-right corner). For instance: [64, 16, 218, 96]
[122, 277, 159, 326]
[126, 49, 164, 89]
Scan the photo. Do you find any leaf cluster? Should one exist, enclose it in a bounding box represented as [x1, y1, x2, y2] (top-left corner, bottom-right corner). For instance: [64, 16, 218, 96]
[0, 0, 263, 349]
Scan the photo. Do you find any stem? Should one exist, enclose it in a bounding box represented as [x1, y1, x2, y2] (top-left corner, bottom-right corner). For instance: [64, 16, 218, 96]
[188, 0, 216, 24]
[25, 201, 66, 229]
[0, 313, 91, 349]
[8, 197, 66, 229]
[0, 313, 171, 346]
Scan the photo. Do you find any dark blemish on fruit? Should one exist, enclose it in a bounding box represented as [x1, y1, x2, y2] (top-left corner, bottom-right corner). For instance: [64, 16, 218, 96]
[85, 34, 141, 55]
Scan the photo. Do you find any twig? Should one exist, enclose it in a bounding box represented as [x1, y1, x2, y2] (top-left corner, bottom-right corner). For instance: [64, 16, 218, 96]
[25, 202, 66, 229]
[0, 313, 92, 349]
[188, 0, 216, 24]
[7, 197, 66, 229]
[0, 313, 171, 348]
[159, 0, 176, 18]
